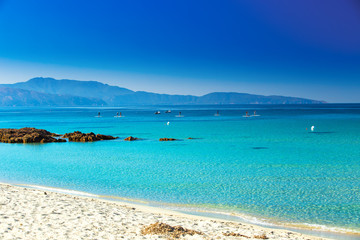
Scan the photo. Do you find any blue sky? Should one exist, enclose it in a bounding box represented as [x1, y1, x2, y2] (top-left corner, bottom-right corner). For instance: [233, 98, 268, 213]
[0, 0, 359, 102]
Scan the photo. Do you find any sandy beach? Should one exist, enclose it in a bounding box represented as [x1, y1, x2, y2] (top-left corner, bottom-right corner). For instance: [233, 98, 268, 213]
[0, 183, 329, 240]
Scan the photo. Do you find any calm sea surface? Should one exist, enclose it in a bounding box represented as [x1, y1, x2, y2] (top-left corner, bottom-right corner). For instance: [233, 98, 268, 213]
[0, 104, 359, 236]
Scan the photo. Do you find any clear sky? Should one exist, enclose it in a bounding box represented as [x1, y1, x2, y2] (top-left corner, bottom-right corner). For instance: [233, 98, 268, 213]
[0, 0, 359, 102]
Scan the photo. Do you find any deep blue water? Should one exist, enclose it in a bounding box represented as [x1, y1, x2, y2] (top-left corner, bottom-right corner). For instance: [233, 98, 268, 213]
[0, 104, 359, 235]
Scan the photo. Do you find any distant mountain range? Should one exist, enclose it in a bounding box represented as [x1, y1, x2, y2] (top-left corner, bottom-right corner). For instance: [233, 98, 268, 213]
[0, 77, 325, 106]
[0, 87, 106, 107]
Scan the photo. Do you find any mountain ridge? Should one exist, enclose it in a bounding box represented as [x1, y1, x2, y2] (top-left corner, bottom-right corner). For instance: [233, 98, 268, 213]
[0, 77, 325, 106]
[0, 87, 106, 106]
[2, 77, 133, 101]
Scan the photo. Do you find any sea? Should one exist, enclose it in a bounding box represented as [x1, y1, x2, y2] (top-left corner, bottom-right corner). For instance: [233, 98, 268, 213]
[0, 104, 359, 239]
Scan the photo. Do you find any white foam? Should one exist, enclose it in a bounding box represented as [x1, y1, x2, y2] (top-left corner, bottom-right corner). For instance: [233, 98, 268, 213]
[160, 203, 360, 237]
[19, 184, 98, 198]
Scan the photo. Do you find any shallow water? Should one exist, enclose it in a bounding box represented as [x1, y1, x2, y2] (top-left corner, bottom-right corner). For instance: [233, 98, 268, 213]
[0, 104, 359, 235]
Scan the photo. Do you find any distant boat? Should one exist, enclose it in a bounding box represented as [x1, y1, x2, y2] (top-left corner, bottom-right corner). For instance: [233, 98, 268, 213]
[243, 111, 250, 117]
[251, 110, 260, 117]
[175, 111, 183, 117]
[154, 111, 161, 115]
[114, 112, 123, 118]
[165, 110, 171, 113]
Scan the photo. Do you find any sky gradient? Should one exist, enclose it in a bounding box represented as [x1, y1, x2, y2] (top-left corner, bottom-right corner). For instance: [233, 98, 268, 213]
[0, 0, 360, 102]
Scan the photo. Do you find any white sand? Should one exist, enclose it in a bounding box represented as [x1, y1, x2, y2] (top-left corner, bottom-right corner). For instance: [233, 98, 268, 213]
[0, 183, 329, 239]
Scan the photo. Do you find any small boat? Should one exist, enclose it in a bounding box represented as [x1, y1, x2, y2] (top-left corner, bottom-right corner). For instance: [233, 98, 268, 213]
[114, 112, 124, 118]
[154, 111, 161, 115]
[165, 110, 171, 113]
[242, 111, 250, 117]
[175, 111, 183, 117]
[251, 111, 260, 117]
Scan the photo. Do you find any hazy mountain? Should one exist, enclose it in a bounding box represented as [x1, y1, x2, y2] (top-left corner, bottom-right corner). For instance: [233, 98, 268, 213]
[110, 92, 324, 105]
[0, 77, 325, 106]
[2, 77, 133, 102]
[197, 92, 322, 104]
[110, 91, 198, 105]
[0, 87, 106, 106]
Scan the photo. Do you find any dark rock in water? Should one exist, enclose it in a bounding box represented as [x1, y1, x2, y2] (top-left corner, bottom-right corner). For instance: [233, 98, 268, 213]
[252, 147, 268, 150]
[0, 127, 66, 143]
[159, 138, 177, 141]
[124, 136, 139, 141]
[51, 133, 62, 137]
[96, 134, 117, 140]
[62, 131, 117, 142]
[309, 131, 335, 135]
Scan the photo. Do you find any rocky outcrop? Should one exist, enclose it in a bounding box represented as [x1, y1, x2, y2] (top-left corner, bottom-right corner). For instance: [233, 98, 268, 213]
[124, 136, 139, 141]
[62, 131, 117, 142]
[159, 138, 177, 141]
[0, 128, 66, 143]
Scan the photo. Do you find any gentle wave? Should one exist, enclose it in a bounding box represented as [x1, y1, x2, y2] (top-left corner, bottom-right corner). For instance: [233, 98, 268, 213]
[4, 182, 360, 239]
[131, 201, 360, 238]
[96, 194, 360, 237]
[15, 184, 99, 198]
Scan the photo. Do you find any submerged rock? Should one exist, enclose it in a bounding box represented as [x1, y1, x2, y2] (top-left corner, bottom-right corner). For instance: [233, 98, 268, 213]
[62, 131, 117, 142]
[0, 128, 66, 143]
[124, 136, 139, 141]
[159, 138, 177, 141]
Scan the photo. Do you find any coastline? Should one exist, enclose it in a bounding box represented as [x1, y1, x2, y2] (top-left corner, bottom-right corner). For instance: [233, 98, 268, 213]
[11, 182, 360, 239]
[0, 182, 334, 240]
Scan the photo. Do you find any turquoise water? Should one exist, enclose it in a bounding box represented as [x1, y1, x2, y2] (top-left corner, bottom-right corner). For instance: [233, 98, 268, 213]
[0, 105, 359, 235]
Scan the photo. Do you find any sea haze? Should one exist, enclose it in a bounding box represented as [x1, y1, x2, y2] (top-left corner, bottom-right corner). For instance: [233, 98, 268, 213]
[0, 77, 325, 106]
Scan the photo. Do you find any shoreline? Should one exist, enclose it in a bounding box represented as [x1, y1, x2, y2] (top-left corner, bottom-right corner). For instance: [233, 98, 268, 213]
[12, 182, 360, 239]
[0, 182, 348, 240]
